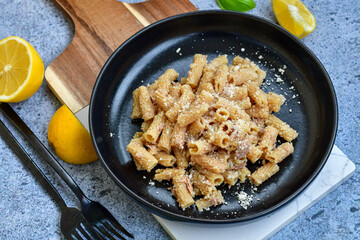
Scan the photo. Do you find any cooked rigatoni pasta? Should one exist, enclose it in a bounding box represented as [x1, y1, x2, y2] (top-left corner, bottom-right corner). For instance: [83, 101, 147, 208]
[177, 90, 213, 127]
[266, 114, 298, 141]
[148, 69, 178, 99]
[127, 54, 298, 210]
[154, 168, 185, 181]
[187, 54, 207, 88]
[223, 85, 248, 101]
[229, 68, 257, 86]
[190, 169, 216, 196]
[187, 117, 206, 136]
[131, 88, 142, 119]
[154, 88, 175, 111]
[238, 167, 251, 183]
[258, 126, 279, 153]
[173, 147, 189, 168]
[188, 139, 214, 155]
[219, 120, 233, 135]
[157, 120, 174, 152]
[195, 189, 224, 211]
[246, 104, 270, 119]
[223, 170, 240, 186]
[191, 154, 227, 174]
[198, 55, 228, 88]
[237, 96, 252, 109]
[214, 108, 230, 122]
[196, 82, 215, 95]
[165, 85, 195, 122]
[169, 83, 181, 100]
[210, 132, 231, 149]
[170, 123, 187, 149]
[142, 111, 165, 144]
[196, 166, 224, 186]
[247, 145, 263, 164]
[214, 64, 229, 93]
[250, 162, 280, 186]
[153, 151, 176, 167]
[267, 92, 285, 112]
[126, 138, 158, 172]
[215, 97, 250, 121]
[265, 142, 294, 163]
[172, 174, 195, 209]
[246, 82, 268, 107]
[138, 86, 155, 121]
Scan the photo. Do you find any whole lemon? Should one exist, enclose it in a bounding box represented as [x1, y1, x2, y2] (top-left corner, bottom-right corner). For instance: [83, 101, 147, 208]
[48, 105, 97, 164]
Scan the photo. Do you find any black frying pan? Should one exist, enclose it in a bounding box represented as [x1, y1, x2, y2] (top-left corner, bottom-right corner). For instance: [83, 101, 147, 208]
[89, 10, 337, 223]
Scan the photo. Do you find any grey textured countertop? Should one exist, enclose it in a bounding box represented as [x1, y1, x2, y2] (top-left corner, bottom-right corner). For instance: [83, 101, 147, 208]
[0, 0, 359, 239]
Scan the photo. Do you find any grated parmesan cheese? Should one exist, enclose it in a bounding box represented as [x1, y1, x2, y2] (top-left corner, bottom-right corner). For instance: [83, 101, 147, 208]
[237, 191, 253, 209]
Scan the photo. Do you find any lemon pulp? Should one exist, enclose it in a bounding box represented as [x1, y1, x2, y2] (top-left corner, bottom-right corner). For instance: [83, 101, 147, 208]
[0, 36, 44, 102]
[272, 0, 316, 39]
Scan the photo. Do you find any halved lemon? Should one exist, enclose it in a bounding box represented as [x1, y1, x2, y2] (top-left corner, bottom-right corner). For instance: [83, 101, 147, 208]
[272, 0, 316, 39]
[0, 36, 44, 102]
[48, 105, 98, 165]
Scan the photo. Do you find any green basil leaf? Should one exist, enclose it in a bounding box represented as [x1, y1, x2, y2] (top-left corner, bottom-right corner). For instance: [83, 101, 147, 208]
[217, 0, 256, 12]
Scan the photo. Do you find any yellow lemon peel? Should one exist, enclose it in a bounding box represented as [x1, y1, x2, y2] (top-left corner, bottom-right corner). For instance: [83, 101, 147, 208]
[48, 105, 98, 164]
[272, 0, 316, 39]
[0, 36, 44, 102]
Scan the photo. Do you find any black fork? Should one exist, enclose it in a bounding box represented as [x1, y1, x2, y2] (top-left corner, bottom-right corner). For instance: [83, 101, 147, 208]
[0, 103, 134, 240]
[0, 120, 101, 240]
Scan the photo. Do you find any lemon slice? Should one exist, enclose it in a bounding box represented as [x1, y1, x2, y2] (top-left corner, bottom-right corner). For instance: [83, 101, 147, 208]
[272, 0, 316, 39]
[48, 105, 98, 165]
[0, 36, 44, 102]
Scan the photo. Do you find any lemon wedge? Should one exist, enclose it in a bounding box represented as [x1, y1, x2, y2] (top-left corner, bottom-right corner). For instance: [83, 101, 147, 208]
[272, 0, 316, 39]
[48, 105, 98, 165]
[0, 36, 44, 102]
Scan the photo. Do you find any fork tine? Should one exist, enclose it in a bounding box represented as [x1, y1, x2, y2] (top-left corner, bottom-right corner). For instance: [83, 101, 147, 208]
[105, 219, 134, 239]
[78, 223, 100, 240]
[107, 219, 134, 238]
[93, 226, 108, 240]
[79, 222, 103, 240]
[72, 230, 84, 240]
[95, 224, 116, 240]
[77, 227, 91, 240]
[102, 220, 126, 240]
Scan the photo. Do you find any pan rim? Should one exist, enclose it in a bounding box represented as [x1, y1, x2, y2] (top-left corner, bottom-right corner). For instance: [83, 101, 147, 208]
[89, 10, 338, 223]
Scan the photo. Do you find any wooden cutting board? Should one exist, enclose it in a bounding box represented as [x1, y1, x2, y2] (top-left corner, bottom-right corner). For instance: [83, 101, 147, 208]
[45, 0, 197, 113]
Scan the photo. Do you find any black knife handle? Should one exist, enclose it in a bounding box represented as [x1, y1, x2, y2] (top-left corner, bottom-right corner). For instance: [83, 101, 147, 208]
[0, 119, 67, 210]
[0, 103, 88, 204]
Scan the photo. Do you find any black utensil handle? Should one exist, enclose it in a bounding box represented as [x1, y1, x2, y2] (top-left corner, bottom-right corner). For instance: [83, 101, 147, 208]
[0, 103, 88, 204]
[0, 119, 67, 210]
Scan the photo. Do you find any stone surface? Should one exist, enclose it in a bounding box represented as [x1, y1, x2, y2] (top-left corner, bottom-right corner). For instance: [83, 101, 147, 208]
[0, 0, 359, 239]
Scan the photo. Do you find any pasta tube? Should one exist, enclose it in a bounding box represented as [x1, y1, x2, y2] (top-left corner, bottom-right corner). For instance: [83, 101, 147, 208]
[172, 175, 195, 209]
[158, 120, 174, 152]
[126, 139, 158, 172]
[166, 85, 195, 122]
[187, 54, 207, 88]
[138, 86, 155, 121]
[131, 88, 142, 119]
[250, 162, 279, 186]
[266, 114, 298, 142]
[265, 142, 294, 163]
[143, 111, 166, 144]
[154, 168, 185, 181]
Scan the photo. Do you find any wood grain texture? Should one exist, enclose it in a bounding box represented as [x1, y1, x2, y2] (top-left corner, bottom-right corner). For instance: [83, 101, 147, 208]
[46, 0, 197, 113]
